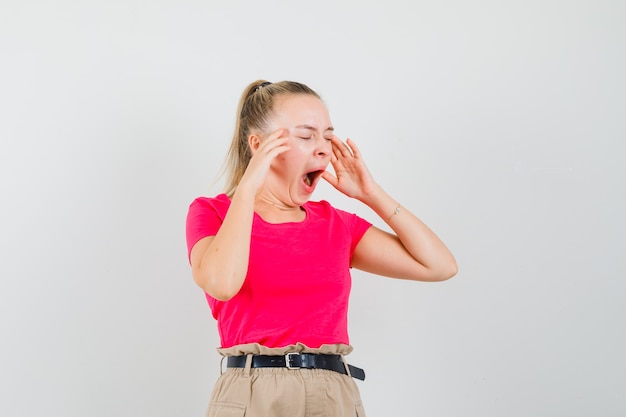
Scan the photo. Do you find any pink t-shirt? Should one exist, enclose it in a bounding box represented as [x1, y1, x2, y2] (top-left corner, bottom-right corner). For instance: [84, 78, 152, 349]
[186, 194, 372, 349]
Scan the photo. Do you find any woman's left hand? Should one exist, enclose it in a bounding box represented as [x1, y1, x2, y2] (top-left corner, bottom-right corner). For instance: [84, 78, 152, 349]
[321, 136, 379, 202]
[323, 137, 458, 282]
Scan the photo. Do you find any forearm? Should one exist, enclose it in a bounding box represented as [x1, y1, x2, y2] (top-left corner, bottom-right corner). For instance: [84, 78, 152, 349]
[361, 185, 458, 280]
[194, 187, 256, 300]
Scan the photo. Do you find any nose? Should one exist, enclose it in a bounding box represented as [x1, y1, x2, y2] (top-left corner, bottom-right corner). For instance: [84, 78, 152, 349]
[315, 136, 332, 158]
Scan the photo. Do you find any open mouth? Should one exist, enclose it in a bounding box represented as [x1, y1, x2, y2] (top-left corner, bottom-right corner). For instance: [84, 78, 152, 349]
[303, 170, 324, 187]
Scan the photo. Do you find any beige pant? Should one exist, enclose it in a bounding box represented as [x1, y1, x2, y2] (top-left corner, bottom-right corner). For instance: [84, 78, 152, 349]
[205, 343, 366, 417]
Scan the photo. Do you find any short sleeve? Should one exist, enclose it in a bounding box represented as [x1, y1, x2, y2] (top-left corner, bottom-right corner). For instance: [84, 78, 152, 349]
[345, 212, 372, 256]
[185, 194, 231, 261]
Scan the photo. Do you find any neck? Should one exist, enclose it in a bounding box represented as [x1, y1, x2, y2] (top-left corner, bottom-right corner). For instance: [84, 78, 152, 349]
[254, 193, 306, 224]
[255, 194, 300, 212]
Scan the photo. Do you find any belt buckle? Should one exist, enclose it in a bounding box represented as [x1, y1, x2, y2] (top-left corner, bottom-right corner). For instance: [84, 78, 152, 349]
[285, 352, 300, 369]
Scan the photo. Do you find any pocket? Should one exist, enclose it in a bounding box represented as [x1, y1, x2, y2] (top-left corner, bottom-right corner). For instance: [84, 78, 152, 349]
[355, 400, 366, 417]
[206, 401, 246, 417]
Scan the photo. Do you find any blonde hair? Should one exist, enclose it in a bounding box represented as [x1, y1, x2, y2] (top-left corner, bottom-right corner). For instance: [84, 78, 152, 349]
[221, 80, 321, 197]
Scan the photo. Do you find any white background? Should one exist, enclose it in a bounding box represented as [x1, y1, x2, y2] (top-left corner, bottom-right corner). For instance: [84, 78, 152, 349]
[1, 1, 624, 416]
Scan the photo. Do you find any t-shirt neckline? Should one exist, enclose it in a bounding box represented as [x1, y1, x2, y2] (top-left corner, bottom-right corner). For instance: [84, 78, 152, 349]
[253, 204, 310, 226]
[221, 193, 311, 226]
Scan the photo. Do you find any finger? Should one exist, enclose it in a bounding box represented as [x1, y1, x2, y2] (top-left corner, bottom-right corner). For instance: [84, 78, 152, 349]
[259, 135, 288, 153]
[266, 142, 290, 158]
[258, 128, 287, 149]
[321, 170, 338, 188]
[329, 150, 344, 171]
[331, 135, 345, 155]
[332, 144, 343, 161]
[330, 135, 343, 146]
[333, 135, 354, 157]
[330, 135, 344, 156]
[268, 127, 287, 139]
[345, 138, 361, 159]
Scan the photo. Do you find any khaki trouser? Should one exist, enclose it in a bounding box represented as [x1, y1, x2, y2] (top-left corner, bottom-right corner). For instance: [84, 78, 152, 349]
[205, 343, 366, 417]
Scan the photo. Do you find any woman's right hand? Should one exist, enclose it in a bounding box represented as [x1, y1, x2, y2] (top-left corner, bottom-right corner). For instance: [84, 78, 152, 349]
[191, 129, 287, 300]
[237, 128, 290, 194]
[190, 129, 290, 300]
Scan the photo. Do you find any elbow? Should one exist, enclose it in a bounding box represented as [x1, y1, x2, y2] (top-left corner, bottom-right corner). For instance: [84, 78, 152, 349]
[192, 269, 243, 301]
[207, 287, 239, 302]
[425, 260, 458, 282]
[442, 265, 459, 281]
[436, 260, 458, 281]
[205, 278, 242, 301]
[404, 260, 458, 282]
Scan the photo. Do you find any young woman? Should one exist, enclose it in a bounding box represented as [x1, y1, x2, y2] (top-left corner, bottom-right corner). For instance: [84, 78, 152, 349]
[186, 80, 457, 417]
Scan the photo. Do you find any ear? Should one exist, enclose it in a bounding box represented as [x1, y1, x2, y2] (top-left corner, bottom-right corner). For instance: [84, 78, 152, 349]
[248, 134, 262, 154]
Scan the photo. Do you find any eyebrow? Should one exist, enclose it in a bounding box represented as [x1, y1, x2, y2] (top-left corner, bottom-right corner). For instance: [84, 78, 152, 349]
[295, 124, 334, 132]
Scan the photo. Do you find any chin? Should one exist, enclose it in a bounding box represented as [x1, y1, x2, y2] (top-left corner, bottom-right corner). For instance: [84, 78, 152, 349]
[290, 189, 313, 206]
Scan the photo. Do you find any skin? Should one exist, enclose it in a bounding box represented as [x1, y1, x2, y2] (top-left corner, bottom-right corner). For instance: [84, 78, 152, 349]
[190, 94, 458, 301]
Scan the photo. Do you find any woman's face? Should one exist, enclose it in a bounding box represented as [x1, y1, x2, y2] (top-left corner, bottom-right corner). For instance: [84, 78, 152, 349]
[262, 94, 334, 206]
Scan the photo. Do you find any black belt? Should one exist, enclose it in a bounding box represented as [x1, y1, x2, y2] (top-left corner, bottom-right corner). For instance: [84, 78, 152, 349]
[226, 353, 366, 381]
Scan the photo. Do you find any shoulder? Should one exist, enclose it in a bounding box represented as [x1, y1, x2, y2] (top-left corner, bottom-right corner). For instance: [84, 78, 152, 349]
[189, 194, 231, 213]
[303, 199, 337, 217]
[304, 200, 372, 251]
[187, 194, 231, 227]
[190, 193, 230, 208]
[304, 200, 371, 227]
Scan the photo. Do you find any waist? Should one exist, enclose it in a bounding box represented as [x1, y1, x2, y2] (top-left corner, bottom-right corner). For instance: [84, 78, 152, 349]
[226, 352, 365, 381]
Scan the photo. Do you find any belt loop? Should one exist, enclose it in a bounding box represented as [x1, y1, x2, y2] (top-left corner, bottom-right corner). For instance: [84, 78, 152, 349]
[219, 356, 225, 375]
[244, 354, 253, 378]
[340, 355, 352, 377]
